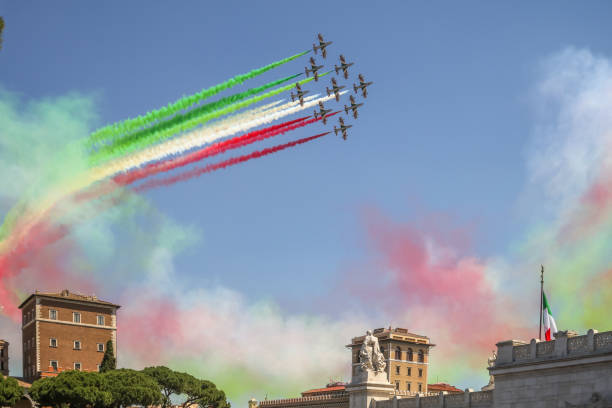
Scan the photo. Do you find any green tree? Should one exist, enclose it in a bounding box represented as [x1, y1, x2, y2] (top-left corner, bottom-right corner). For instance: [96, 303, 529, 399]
[142, 366, 184, 408]
[29, 371, 112, 408]
[99, 340, 116, 373]
[102, 368, 162, 408]
[0, 375, 24, 407]
[181, 375, 230, 408]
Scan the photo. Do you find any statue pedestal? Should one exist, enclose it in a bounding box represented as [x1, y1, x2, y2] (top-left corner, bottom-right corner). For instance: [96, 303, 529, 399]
[347, 370, 395, 408]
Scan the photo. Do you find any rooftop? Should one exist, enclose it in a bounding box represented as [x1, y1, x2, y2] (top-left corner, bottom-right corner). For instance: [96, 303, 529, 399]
[349, 327, 433, 347]
[18, 289, 121, 309]
[427, 383, 463, 393]
[301, 382, 347, 397]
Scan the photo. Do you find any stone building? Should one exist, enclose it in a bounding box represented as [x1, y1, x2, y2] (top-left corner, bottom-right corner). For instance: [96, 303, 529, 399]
[19, 289, 120, 382]
[252, 327, 612, 408]
[0, 339, 8, 376]
[347, 327, 433, 394]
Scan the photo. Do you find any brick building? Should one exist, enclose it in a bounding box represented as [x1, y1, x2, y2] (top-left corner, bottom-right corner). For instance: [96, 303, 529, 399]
[19, 290, 120, 382]
[0, 339, 8, 376]
[347, 327, 434, 394]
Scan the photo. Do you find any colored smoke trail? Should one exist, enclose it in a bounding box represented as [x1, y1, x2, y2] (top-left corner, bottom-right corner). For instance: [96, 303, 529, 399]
[90, 73, 302, 162]
[134, 132, 329, 191]
[87, 50, 309, 146]
[89, 73, 327, 164]
[91, 92, 341, 181]
[113, 116, 312, 186]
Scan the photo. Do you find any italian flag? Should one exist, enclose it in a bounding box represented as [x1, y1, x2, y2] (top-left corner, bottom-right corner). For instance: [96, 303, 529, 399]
[542, 291, 558, 341]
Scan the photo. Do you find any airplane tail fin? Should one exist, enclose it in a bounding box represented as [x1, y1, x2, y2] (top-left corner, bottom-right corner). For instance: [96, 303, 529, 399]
[314, 110, 318, 119]
[305, 67, 310, 77]
[326, 87, 331, 97]
[335, 93, 339, 102]
[334, 127, 339, 136]
[314, 71, 319, 81]
[291, 93, 296, 102]
[344, 105, 349, 115]
[344, 71, 349, 80]
[354, 111, 358, 119]
[313, 44, 318, 55]
[322, 48, 327, 59]
[353, 84, 358, 94]
[335, 65, 340, 75]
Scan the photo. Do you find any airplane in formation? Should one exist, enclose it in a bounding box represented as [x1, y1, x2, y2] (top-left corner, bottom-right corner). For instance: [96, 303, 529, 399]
[326, 78, 345, 102]
[290, 83, 309, 106]
[334, 55, 354, 79]
[314, 101, 333, 124]
[344, 95, 364, 119]
[313, 33, 332, 59]
[334, 117, 353, 140]
[353, 74, 373, 98]
[305, 57, 324, 81]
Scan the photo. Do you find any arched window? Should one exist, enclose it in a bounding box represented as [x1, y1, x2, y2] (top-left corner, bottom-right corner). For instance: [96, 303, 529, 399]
[395, 346, 402, 360]
[407, 348, 413, 361]
[418, 350, 424, 363]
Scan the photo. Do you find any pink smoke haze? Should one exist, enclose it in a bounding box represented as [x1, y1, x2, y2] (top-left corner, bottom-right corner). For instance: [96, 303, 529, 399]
[361, 209, 532, 361]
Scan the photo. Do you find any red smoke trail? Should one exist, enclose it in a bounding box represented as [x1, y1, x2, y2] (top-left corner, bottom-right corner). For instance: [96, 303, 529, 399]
[134, 132, 330, 191]
[113, 114, 337, 187]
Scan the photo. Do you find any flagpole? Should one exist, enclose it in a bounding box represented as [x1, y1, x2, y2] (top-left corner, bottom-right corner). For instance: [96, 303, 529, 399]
[539, 265, 544, 341]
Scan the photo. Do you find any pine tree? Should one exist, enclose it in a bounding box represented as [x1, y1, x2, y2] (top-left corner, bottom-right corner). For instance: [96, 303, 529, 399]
[99, 340, 116, 373]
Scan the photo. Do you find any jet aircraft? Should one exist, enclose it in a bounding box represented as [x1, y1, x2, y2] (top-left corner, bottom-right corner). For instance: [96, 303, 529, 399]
[305, 57, 323, 81]
[326, 78, 345, 102]
[344, 95, 363, 119]
[290, 83, 309, 106]
[334, 55, 354, 79]
[334, 117, 352, 140]
[314, 101, 333, 125]
[313, 33, 332, 59]
[353, 74, 373, 98]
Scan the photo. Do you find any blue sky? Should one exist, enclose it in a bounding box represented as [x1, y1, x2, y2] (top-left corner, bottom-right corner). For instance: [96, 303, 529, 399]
[2, 0, 612, 392]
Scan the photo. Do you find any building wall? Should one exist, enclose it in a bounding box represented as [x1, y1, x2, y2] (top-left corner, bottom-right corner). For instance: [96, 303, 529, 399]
[20, 293, 118, 382]
[0, 340, 8, 376]
[38, 320, 113, 373]
[350, 329, 431, 394]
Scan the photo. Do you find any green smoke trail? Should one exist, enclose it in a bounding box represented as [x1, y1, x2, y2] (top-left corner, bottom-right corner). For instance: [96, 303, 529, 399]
[90, 72, 329, 164]
[87, 50, 310, 147]
[90, 73, 301, 164]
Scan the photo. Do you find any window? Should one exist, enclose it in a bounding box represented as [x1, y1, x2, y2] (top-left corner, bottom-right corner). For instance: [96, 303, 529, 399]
[395, 346, 402, 360]
[395, 381, 399, 390]
[407, 382, 411, 392]
[97, 343, 104, 352]
[74, 340, 81, 350]
[74, 362, 81, 371]
[418, 368, 423, 377]
[73, 312, 81, 323]
[407, 367, 411, 376]
[407, 348, 413, 361]
[50, 338, 57, 348]
[395, 365, 400, 374]
[418, 350, 424, 363]
[49, 309, 57, 320]
[418, 383, 422, 392]
[97, 315, 105, 325]
[50, 360, 58, 371]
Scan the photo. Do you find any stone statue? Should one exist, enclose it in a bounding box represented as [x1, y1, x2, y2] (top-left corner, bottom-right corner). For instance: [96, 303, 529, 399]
[481, 350, 497, 391]
[359, 330, 386, 373]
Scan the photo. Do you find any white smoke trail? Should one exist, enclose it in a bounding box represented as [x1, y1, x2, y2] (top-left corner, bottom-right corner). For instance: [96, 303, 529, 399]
[90, 92, 342, 180]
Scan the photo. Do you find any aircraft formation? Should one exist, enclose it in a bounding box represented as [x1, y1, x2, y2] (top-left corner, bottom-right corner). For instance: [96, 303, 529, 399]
[297, 33, 372, 140]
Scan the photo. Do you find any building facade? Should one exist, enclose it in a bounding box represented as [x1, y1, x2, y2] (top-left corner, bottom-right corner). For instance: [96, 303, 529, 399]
[19, 290, 120, 382]
[0, 339, 8, 376]
[347, 327, 433, 394]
